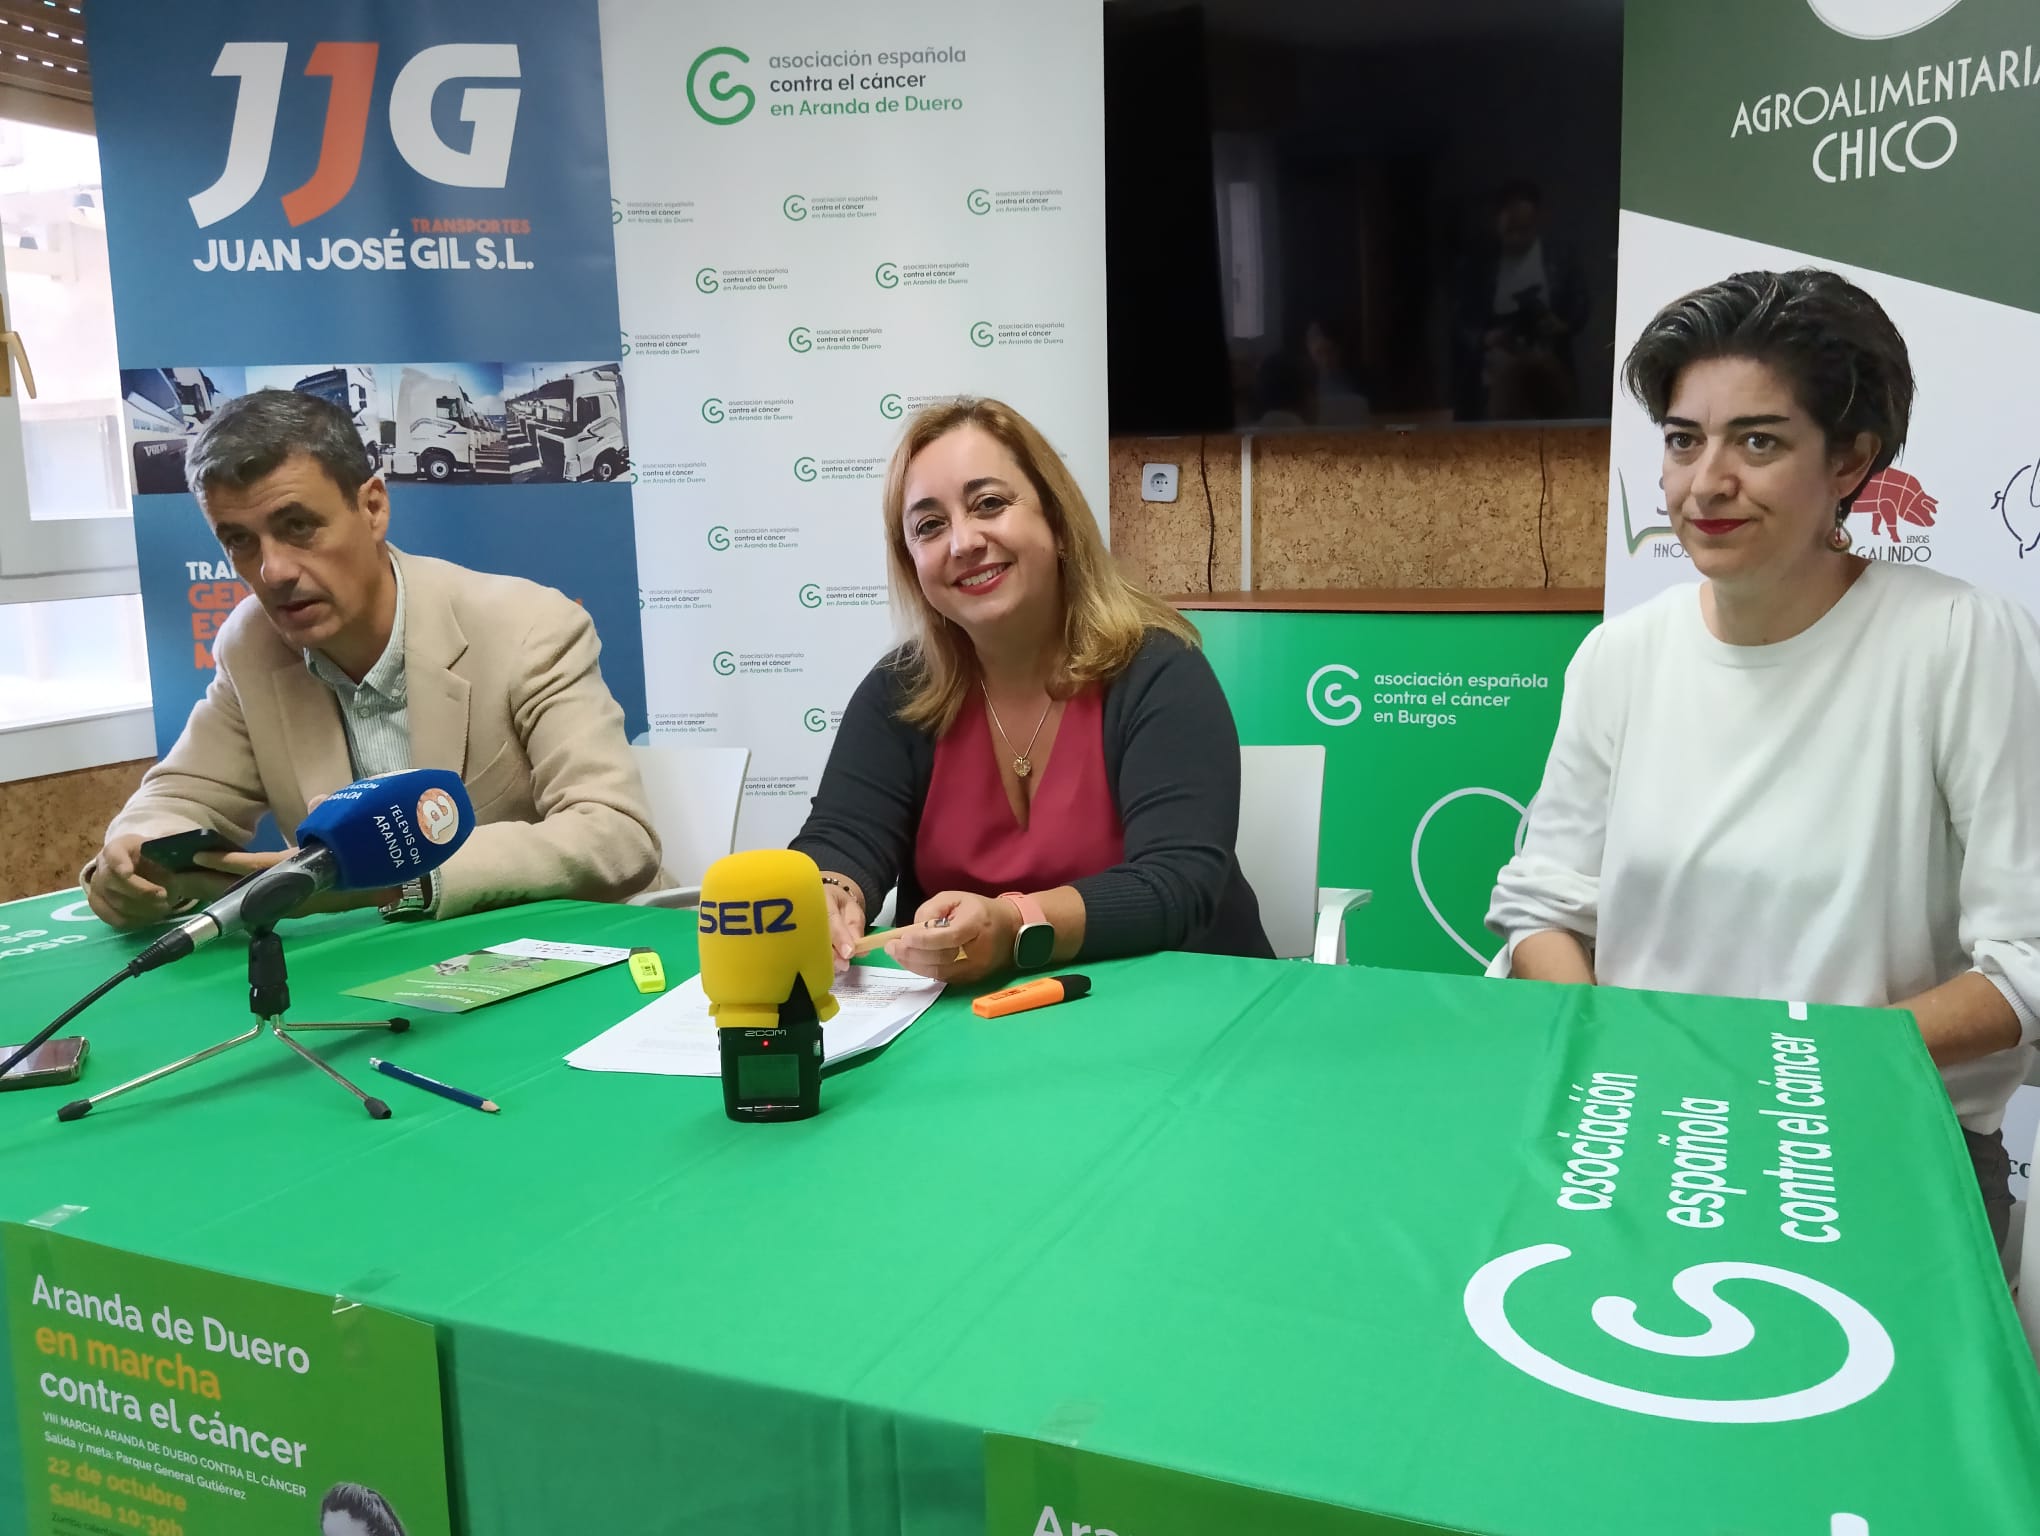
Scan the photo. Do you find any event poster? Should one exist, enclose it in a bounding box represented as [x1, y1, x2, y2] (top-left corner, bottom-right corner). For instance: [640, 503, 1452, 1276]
[1607, 0, 2040, 618]
[85, 0, 648, 755]
[598, 0, 1108, 847]
[4, 1225, 450, 1536]
[343, 937, 631, 1014]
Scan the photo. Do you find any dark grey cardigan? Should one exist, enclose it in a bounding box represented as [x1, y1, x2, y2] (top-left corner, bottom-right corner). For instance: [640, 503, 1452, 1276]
[791, 631, 1272, 961]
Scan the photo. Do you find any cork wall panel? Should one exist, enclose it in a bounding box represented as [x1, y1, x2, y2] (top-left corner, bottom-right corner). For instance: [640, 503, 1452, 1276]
[1108, 425, 1610, 594]
[1107, 435, 1241, 597]
[0, 758, 149, 904]
[1539, 427, 1613, 590]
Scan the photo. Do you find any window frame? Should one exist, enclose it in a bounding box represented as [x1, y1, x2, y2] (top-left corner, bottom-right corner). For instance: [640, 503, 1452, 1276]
[0, 91, 137, 603]
[0, 85, 151, 773]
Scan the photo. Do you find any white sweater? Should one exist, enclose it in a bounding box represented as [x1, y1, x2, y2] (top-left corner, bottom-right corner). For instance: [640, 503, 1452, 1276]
[1487, 562, 2040, 1131]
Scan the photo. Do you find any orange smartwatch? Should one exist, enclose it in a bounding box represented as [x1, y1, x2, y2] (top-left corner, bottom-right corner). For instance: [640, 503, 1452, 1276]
[999, 891, 1055, 972]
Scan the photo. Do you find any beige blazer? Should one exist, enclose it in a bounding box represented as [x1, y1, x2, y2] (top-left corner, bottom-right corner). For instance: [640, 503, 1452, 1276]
[90, 548, 663, 918]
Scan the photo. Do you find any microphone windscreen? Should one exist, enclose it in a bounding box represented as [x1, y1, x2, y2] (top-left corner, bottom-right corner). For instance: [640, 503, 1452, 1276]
[295, 769, 475, 889]
[697, 849, 839, 1029]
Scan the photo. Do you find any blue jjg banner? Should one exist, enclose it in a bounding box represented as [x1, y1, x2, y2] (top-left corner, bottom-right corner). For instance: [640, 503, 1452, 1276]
[86, 0, 647, 754]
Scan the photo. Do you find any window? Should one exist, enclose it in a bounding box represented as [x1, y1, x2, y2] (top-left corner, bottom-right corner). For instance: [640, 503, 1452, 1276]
[0, 589, 145, 726]
[0, 98, 153, 769]
[0, 114, 137, 592]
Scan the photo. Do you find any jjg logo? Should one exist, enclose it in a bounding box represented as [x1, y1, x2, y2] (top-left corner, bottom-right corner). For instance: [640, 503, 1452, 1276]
[803, 708, 829, 733]
[700, 398, 725, 423]
[711, 651, 736, 676]
[687, 46, 754, 125]
[694, 267, 720, 293]
[782, 193, 809, 221]
[706, 525, 732, 551]
[787, 326, 814, 353]
[793, 457, 818, 482]
[1306, 663, 1363, 727]
[798, 583, 823, 608]
[1806, 0, 1966, 39]
[1463, 1244, 1894, 1424]
[191, 41, 523, 229]
[879, 393, 904, 420]
[968, 321, 995, 348]
[966, 187, 992, 215]
[874, 261, 901, 289]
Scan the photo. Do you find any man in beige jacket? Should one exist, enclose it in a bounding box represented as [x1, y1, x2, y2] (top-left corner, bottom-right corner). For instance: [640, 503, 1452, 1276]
[84, 388, 661, 928]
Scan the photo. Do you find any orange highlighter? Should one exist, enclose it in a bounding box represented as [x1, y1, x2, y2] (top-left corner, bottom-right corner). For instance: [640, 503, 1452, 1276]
[972, 974, 1092, 1018]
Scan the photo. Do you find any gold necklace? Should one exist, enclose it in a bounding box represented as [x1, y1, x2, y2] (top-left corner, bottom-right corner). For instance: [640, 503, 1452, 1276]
[982, 681, 1053, 779]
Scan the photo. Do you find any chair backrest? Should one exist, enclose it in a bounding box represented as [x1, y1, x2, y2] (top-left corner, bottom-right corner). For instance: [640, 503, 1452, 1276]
[630, 745, 749, 886]
[1235, 744, 1326, 960]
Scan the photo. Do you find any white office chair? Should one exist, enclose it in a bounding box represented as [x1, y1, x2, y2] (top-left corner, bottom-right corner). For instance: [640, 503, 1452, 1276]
[626, 745, 749, 909]
[1236, 744, 1370, 964]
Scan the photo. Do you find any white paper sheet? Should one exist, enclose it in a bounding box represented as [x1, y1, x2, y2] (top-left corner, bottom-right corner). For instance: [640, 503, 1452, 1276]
[489, 938, 633, 965]
[564, 965, 945, 1077]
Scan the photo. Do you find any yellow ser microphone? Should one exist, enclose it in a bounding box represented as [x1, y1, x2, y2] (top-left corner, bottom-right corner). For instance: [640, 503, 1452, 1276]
[697, 849, 839, 1121]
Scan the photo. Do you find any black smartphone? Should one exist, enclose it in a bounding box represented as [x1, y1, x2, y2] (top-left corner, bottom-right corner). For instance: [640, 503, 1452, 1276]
[0, 1037, 89, 1090]
[137, 828, 237, 874]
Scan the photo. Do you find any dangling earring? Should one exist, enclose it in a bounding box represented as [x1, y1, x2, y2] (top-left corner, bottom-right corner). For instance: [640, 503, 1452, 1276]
[1829, 503, 1852, 552]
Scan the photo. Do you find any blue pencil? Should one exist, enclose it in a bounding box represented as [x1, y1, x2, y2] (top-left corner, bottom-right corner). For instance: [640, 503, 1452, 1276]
[369, 1057, 499, 1114]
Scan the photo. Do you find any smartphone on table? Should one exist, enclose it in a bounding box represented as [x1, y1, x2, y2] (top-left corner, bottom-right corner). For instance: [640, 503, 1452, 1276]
[0, 1038, 89, 1090]
[137, 828, 237, 875]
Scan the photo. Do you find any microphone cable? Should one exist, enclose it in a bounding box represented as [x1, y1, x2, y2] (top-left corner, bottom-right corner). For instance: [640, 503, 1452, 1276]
[0, 960, 142, 1085]
[0, 868, 263, 1084]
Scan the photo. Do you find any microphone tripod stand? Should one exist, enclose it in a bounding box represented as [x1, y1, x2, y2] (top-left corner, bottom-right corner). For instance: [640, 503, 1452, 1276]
[57, 924, 409, 1122]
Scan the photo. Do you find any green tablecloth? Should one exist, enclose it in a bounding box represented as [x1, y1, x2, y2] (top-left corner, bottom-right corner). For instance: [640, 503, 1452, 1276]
[3, 889, 2038, 1534]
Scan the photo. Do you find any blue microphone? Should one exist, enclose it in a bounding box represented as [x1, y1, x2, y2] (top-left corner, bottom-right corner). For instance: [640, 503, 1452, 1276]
[129, 769, 475, 974]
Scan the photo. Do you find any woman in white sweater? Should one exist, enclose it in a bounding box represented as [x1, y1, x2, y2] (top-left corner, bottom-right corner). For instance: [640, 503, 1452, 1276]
[1487, 268, 2040, 1246]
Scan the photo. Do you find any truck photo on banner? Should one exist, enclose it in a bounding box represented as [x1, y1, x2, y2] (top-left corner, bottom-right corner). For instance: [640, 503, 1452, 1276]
[597, 0, 1108, 848]
[1608, 0, 2040, 619]
[86, 0, 648, 757]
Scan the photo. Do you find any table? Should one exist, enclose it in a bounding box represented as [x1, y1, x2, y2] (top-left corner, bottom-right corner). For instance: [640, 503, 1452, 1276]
[4, 889, 2038, 1534]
